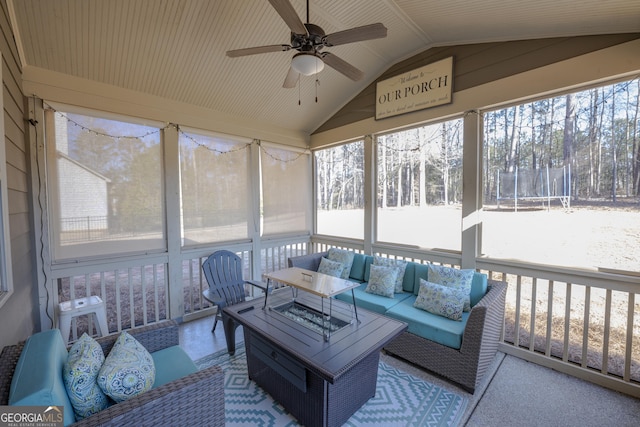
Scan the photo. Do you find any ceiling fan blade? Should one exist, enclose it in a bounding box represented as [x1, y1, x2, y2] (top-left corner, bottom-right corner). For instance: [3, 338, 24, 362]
[283, 66, 300, 88]
[268, 0, 308, 35]
[323, 23, 387, 47]
[321, 52, 364, 81]
[226, 44, 291, 58]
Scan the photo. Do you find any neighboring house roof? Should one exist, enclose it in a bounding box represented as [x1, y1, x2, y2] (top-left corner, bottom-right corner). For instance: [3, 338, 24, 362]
[57, 151, 112, 183]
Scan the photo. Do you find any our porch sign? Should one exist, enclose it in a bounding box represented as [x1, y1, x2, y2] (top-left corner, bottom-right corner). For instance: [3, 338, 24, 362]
[375, 56, 453, 120]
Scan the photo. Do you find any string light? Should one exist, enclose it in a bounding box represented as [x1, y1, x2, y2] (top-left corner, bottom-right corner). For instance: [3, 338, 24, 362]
[45, 105, 288, 159]
[54, 108, 307, 162]
[56, 111, 165, 140]
[43, 73, 639, 163]
[259, 141, 308, 163]
[178, 126, 250, 155]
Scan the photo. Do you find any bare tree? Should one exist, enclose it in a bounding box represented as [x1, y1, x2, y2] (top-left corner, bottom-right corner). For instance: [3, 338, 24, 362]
[563, 93, 576, 197]
[611, 87, 617, 202]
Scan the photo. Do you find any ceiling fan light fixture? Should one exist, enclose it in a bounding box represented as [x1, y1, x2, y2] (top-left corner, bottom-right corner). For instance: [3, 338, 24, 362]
[291, 53, 324, 76]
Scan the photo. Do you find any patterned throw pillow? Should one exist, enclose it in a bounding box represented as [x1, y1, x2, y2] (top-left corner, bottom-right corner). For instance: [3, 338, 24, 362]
[326, 248, 355, 279]
[63, 333, 110, 420]
[318, 257, 344, 278]
[373, 256, 407, 293]
[427, 264, 474, 311]
[414, 279, 466, 321]
[97, 332, 155, 403]
[364, 264, 398, 298]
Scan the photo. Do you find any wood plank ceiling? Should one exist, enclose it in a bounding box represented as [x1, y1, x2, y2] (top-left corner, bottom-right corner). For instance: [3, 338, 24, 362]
[8, 0, 640, 135]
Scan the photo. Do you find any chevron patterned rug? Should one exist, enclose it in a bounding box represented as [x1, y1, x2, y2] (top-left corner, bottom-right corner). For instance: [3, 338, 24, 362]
[195, 345, 468, 427]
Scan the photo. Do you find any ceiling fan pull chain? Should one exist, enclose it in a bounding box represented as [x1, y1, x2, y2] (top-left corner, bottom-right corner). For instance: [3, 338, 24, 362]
[315, 57, 319, 103]
[298, 75, 302, 106]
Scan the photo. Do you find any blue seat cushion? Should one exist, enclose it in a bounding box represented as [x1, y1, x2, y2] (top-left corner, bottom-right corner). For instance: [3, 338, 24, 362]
[401, 262, 416, 293]
[349, 253, 368, 281]
[385, 297, 468, 349]
[151, 346, 198, 388]
[469, 273, 488, 307]
[9, 329, 77, 426]
[335, 283, 412, 314]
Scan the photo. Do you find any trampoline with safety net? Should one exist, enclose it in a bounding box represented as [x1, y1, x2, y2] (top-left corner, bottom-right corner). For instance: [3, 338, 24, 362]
[496, 165, 571, 211]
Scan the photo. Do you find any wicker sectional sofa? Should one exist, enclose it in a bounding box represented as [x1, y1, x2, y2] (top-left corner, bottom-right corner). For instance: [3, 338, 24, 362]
[0, 320, 225, 427]
[288, 251, 507, 393]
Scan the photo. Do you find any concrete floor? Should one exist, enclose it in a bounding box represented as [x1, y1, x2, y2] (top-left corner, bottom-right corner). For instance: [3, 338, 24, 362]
[179, 315, 640, 426]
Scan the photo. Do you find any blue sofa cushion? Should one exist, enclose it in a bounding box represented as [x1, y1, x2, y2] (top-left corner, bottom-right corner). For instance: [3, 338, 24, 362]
[401, 262, 416, 293]
[349, 253, 368, 282]
[413, 264, 488, 307]
[385, 297, 469, 349]
[9, 329, 77, 426]
[151, 346, 198, 388]
[469, 273, 488, 307]
[335, 283, 412, 314]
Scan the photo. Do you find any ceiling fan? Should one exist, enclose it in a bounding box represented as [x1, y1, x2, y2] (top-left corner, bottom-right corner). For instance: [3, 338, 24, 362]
[226, 0, 387, 88]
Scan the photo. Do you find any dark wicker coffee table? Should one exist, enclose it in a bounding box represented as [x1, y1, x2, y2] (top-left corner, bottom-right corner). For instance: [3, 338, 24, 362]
[224, 289, 407, 427]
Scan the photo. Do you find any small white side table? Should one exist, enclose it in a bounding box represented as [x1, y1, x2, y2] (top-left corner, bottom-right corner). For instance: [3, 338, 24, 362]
[58, 296, 109, 345]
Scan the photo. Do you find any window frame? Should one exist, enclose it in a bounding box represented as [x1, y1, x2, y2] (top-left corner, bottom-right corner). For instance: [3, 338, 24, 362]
[374, 116, 465, 251]
[313, 139, 366, 240]
[44, 103, 167, 262]
[177, 126, 253, 248]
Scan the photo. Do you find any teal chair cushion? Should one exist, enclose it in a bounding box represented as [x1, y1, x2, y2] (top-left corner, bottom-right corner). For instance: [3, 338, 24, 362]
[9, 329, 77, 426]
[151, 346, 198, 388]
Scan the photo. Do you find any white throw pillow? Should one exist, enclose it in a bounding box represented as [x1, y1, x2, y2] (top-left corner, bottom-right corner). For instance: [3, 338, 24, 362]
[318, 257, 345, 278]
[427, 264, 474, 311]
[364, 264, 398, 298]
[326, 248, 355, 279]
[373, 256, 407, 293]
[414, 279, 466, 321]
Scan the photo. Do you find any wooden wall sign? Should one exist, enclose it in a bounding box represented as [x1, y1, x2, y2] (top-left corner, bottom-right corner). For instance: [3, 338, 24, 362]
[375, 56, 453, 120]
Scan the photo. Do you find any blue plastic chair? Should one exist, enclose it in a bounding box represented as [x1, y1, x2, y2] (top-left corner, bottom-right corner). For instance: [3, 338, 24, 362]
[201, 250, 267, 354]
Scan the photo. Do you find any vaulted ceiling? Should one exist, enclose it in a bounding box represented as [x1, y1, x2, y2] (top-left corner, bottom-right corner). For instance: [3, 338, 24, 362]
[8, 0, 640, 135]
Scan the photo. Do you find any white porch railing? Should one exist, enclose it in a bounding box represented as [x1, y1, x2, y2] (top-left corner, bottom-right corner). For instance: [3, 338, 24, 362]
[52, 234, 639, 397]
[478, 258, 639, 398]
[53, 236, 312, 339]
[51, 254, 170, 342]
[310, 236, 639, 397]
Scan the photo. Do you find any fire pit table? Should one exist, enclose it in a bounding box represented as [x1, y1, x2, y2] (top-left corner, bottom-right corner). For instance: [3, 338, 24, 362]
[223, 273, 407, 427]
